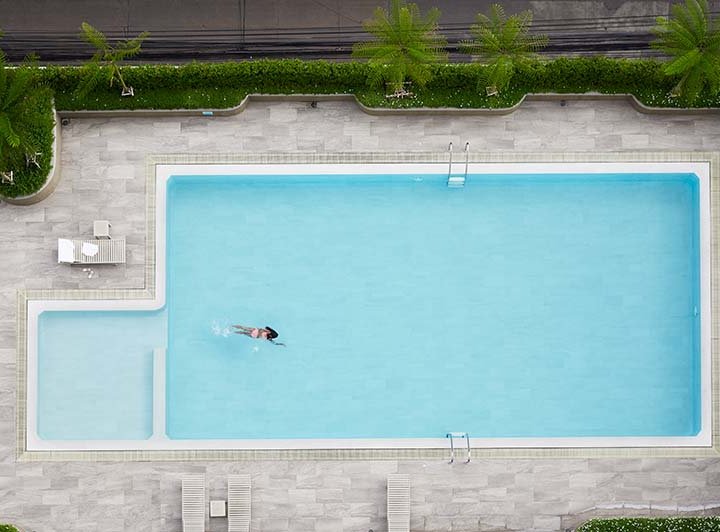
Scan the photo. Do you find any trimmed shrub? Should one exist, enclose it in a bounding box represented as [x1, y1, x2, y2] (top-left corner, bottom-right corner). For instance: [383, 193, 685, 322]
[38, 57, 715, 112]
[47, 60, 375, 110]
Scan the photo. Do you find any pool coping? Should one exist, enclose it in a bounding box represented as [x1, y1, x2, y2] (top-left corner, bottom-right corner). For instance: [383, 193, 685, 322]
[16, 150, 720, 461]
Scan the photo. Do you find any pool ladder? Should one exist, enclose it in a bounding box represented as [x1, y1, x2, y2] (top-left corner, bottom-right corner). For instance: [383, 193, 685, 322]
[446, 432, 471, 463]
[447, 142, 469, 187]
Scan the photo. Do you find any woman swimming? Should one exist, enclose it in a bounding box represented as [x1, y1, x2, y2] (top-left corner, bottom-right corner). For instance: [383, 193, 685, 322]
[232, 325, 286, 346]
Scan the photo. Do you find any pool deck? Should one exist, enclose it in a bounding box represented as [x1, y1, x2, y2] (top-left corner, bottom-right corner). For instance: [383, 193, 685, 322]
[1, 98, 720, 531]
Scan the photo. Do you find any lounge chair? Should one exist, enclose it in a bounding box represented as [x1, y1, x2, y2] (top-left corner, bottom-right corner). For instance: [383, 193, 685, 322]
[57, 238, 126, 264]
[387, 474, 411, 532]
[182, 474, 205, 532]
[228, 474, 251, 532]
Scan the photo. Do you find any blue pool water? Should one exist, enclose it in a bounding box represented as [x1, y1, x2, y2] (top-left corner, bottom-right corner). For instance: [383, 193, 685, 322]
[37, 172, 702, 441]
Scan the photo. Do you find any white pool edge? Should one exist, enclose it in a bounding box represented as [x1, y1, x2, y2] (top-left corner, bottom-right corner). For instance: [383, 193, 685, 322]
[24, 160, 713, 452]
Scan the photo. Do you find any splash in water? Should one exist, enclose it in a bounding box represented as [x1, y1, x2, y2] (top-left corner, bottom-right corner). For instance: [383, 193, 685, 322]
[211, 321, 232, 337]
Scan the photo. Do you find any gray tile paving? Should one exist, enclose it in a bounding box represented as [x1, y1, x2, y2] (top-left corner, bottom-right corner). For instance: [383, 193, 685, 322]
[1, 99, 720, 531]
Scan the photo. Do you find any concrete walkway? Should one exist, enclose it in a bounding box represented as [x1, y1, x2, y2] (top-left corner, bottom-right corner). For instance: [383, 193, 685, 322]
[0, 98, 719, 531]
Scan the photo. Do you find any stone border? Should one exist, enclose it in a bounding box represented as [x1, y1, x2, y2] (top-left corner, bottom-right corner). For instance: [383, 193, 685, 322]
[16, 150, 720, 461]
[5, 93, 717, 206]
[1, 108, 62, 206]
[576, 502, 720, 514]
[55, 92, 720, 119]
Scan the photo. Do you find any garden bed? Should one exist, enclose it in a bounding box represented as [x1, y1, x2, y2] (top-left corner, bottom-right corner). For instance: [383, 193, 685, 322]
[0, 91, 56, 200]
[577, 517, 720, 532]
[42, 57, 720, 112]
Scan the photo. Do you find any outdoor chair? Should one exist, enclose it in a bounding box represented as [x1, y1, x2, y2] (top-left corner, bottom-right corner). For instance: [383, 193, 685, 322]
[57, 238, 126, 264]
[387, 474, 411, 532]
[182, 474, 205, 532]
[227, 474, 251, 532]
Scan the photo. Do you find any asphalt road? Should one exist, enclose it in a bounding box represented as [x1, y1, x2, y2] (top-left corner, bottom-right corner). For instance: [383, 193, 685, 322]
[0, 0, 710, 62]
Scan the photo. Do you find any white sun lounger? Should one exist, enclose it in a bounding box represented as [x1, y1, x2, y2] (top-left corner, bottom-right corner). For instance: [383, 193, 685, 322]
[387, 474, 411, 532]
[182, 474, 205, 532]
[57, 238, 126, 264]
[228, 474, 251, 532]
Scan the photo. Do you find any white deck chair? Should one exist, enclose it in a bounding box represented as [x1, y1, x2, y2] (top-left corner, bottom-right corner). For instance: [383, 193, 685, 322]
[387, 474, 410, 532]
[57, 238, 126, 264]
[182, 474, 205, 532]
[228, 474, 251, 532]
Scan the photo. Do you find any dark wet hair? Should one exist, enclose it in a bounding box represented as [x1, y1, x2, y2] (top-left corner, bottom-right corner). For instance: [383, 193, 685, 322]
[265, 326, 279, 339]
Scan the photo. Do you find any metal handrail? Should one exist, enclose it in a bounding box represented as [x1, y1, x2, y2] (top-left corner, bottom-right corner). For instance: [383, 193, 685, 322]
[447, 142, 469, 185]
[463, 142, 470, 180]
[446, 432, 471, 463]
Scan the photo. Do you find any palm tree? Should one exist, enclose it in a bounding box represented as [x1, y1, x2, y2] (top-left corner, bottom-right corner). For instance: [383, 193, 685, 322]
[77, 22, 149, 97]
[651, 0, 720, 104]
[461, 4, 547, 95]
[0, 53, 50, 176]
[352, 0, 447, 92]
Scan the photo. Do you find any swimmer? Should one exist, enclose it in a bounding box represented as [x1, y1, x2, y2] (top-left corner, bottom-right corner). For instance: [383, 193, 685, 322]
[233, 325, 286, 346]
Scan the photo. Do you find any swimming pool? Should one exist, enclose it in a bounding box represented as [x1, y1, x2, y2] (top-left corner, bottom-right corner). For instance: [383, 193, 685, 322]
[25, 160, 713, 451]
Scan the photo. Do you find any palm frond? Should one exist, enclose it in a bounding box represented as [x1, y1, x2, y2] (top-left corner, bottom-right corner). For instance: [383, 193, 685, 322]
[352, 0, 446, 89]
[464, 3, 546, 93]
[365, 65, 386, 88]
[80, 22, 108, 51]
[680, 62, 704, 102]
[73, 62, 104, 98]
[0, 54, 50, 177]
[704, 60, 720, 94]
[652, 0, 720, 102]
[664, 48, 701, 75]
[112, 31, 150, 61]
[77, 23, 147, 95]
[481, 57, 513, 93]
[3, 68, 32, 110]
[0, 113, 21, 148]
[0, 52, 7, 105]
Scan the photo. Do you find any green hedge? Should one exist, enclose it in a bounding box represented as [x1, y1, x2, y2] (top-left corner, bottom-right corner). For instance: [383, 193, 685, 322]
[577, 517, 720, 532]
[43, 60, 372, 110]
[38, 57, 720, 112]
[0, 524, 19, 532]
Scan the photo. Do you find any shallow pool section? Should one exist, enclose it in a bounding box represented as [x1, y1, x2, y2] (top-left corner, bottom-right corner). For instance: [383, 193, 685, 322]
[37, 310, 166, 440]
[26, 161, 712, 450]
